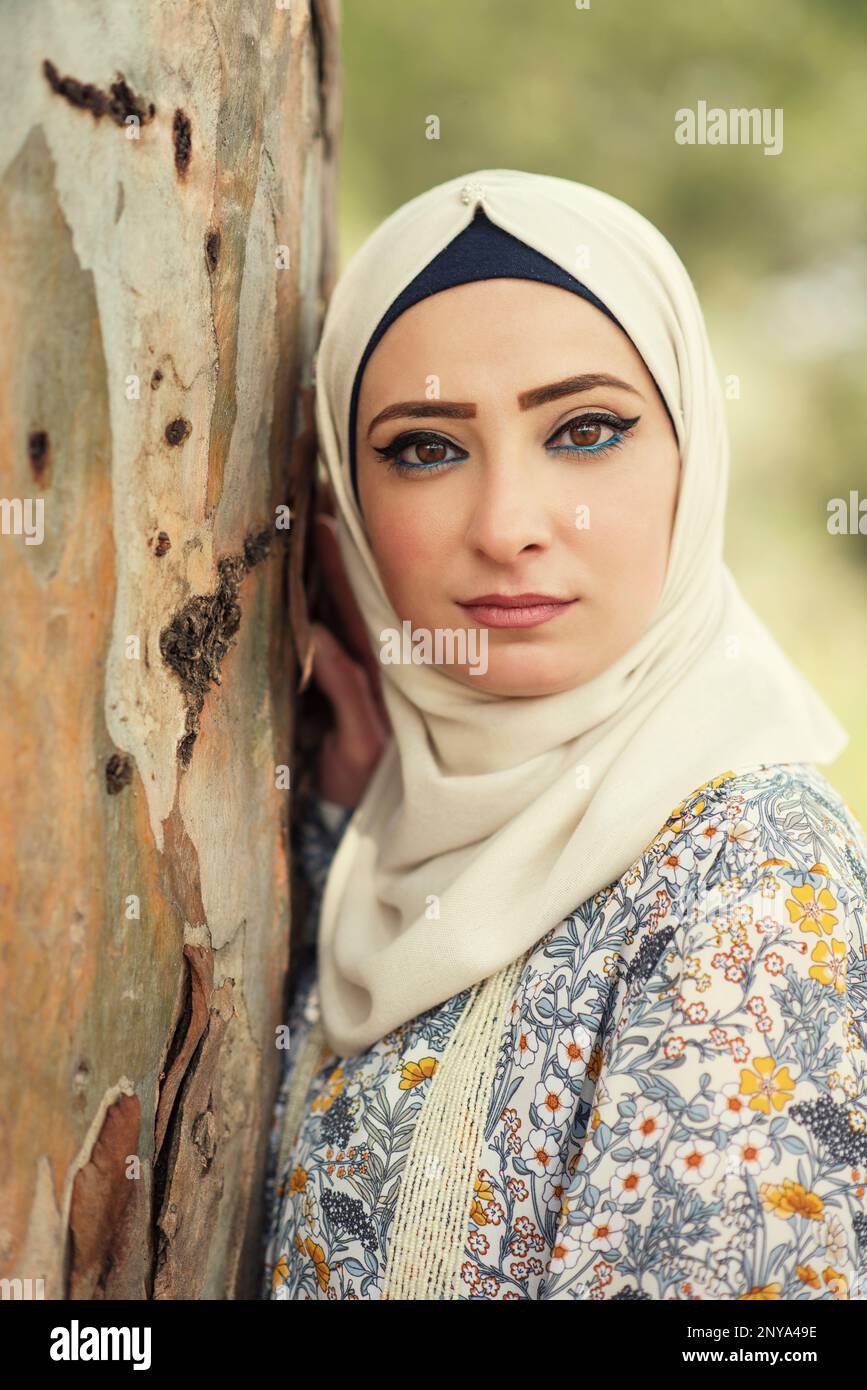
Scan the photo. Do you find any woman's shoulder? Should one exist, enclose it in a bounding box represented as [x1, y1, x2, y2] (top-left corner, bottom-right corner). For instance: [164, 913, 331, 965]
[652, 761, 867, 906]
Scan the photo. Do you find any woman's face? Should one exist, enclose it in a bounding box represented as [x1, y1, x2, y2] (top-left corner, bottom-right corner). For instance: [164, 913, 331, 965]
[356, 278, 681, 697]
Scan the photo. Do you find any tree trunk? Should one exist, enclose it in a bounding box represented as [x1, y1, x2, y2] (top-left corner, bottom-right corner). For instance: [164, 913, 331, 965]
[0, 0, 340, 1300]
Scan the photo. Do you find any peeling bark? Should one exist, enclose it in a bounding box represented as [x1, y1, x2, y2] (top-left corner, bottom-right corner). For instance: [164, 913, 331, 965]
[0, 0, 339, 1300]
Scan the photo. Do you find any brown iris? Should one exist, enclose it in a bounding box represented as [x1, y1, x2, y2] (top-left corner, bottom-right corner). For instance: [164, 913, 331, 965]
[414, 440, 448, 464]
[568, 421, 603, 446]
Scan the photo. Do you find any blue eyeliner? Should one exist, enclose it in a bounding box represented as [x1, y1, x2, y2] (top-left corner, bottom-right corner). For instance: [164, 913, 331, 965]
[372, 410, 641, 477]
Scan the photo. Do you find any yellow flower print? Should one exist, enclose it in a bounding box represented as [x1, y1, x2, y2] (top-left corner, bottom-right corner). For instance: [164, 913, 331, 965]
[271, 1254, 289, 1290]
[399, 1056, 438, 1090]
[796, 1264, 820, 1289]
[719, 875, 744, 899]
[470, 1174, 495, 1226]
[759, 1179, 824, 1221]
[739, 1283, 782, 1299]
[739, 1056, 795, 1114]
[809, 938, 846, 993]
[785, 884, 838, 937]
[665, 775, 733, 834]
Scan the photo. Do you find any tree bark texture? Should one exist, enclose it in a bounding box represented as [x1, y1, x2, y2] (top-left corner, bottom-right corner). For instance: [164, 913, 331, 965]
[0, 0, 340, 1300]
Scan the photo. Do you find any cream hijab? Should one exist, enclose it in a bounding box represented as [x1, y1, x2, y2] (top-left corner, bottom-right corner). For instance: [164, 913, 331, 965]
[312, 167, 848, 1058]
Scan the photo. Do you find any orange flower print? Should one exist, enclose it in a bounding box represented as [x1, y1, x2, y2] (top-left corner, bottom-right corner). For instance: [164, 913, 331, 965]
[271, 1253, 289, 1290]
[809, 938, 846, 993]
[729, 1036, 751, 1063]
[400, 1056, 438, 1089]
[300, 1235, 330, 1292]
[739, 1282, 782, 1299]
[739, 1056, 795, 1114]
[759, 1179, 824, 1221]
[785, 884, 838, 937]
[823, 1266, 849, 1298]
[288, 1165, 308, 1194]
[587, 1044, 604, 1082]
[311, 1065, 346, 1114]
[797, 1264, 820, 1289]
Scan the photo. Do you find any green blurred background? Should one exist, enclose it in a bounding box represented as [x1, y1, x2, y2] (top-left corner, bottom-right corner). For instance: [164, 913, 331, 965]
[336, 0, 867, 818]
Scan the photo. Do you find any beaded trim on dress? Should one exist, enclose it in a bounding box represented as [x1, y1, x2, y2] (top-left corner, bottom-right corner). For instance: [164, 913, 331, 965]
[276, 950, 533, 1300]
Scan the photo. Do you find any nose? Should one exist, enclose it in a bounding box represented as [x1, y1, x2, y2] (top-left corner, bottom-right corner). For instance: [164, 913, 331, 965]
[462, 445, 554, 563]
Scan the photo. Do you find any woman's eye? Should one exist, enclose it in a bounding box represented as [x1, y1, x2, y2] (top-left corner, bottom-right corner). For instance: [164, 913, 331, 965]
[372, 431, 466, 475]
[372, 411, 640, 477]
[546, 412, 639, 455]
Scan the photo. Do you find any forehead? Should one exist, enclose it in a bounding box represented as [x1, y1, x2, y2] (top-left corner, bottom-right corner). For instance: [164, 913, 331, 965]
[356, 278, 646, 410]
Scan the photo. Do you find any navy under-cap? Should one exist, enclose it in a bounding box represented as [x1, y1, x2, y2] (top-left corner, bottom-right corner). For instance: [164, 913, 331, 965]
[347, 207, 665, 509]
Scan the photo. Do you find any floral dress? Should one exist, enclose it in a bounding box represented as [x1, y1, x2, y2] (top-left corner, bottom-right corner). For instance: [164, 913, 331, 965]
[261, 762, 867, 1301]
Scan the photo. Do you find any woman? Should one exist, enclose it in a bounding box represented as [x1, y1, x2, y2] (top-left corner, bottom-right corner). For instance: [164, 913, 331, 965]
[262, 169, 867, 1301]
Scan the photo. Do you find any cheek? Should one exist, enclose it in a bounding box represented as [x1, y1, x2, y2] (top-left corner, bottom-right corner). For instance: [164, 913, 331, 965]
[570, 465, 675, 595]
[367, 496, 447, 613]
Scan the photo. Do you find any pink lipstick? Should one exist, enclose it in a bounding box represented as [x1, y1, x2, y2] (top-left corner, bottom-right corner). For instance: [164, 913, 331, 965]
[456, 592, 578, 629]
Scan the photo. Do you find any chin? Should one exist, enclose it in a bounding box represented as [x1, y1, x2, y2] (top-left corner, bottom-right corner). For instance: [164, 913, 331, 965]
[445, 650, 589, 698]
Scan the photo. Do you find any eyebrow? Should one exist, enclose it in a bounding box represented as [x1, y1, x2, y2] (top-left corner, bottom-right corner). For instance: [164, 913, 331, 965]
[365, 373, 643, 437]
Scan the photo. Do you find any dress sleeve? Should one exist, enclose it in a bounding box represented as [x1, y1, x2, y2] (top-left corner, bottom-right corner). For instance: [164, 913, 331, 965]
[292, 792, 354, 950]
[540, 851, 867, 1301]
[260, 791, 353, 1295]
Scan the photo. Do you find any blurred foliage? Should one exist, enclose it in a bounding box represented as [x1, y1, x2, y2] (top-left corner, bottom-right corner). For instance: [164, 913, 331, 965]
[337, 0, 867, 815]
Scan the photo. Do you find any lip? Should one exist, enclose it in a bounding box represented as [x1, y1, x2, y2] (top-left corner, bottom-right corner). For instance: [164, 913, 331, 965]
[456, 592, 578, 629]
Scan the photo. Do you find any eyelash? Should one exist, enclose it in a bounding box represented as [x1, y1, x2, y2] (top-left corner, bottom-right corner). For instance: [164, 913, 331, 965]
[372, 411, 641, 478]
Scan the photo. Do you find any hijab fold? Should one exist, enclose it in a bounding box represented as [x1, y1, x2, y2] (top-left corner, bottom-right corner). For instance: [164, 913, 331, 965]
[311, 168, 848, 1058]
